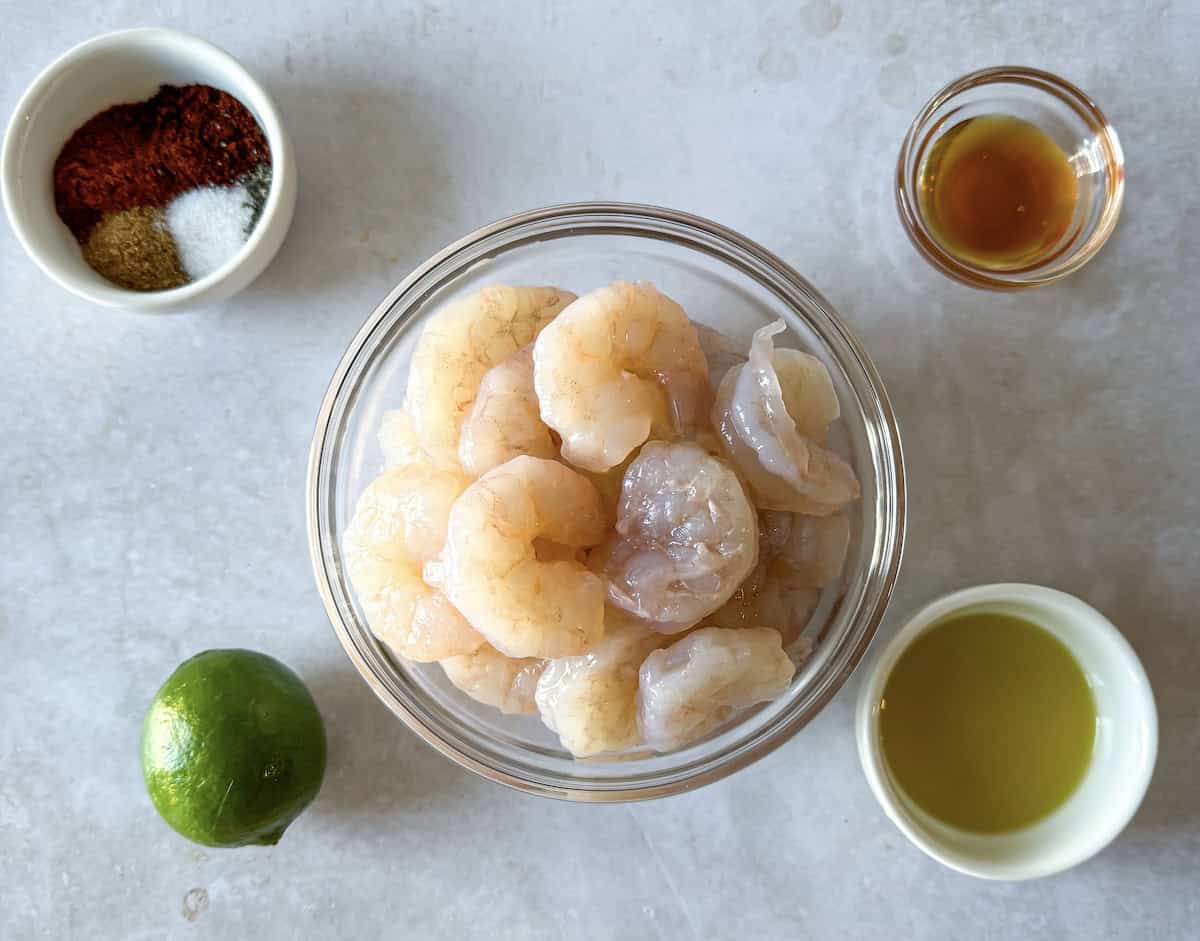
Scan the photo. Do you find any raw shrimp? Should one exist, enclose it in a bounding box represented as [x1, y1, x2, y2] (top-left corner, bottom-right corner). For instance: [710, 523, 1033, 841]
[725, 326, 841, 443]
[705, 559, 819, 645]
[438, 456, 607, 658]
[760, 510, 850, 589]
[590, 441, 758, 632]
[713, 320, 860, 514]
[356, 576, 485, 662]
[707, 511, 847, 643]
[533, 281, 711, 472]
[349, 462, 472, 565]
[637, 626, 795, 752]
[378, 408, 425, 468]
[535, 609, 665, 757]
[343, 464, 483, 661]
[458, 347, 557, 477]
[406, 284, 575, 471]
[441, 644, 545, 715]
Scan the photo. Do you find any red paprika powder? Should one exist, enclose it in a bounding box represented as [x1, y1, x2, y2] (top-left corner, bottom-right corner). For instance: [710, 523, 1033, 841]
[53, 84, 270, 241]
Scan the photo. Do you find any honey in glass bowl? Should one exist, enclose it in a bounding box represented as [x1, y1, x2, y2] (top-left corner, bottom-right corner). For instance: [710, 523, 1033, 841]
[895, 67, 1124, 290]
[918, 114, 1079, 270]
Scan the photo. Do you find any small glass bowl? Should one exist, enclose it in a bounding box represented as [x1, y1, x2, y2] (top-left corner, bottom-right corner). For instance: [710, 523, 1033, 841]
[307, 203, 906, 801]
[896, 66, 1124, 290]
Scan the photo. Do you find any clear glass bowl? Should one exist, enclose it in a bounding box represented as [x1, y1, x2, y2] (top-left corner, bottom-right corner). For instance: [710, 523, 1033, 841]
[896, 66, 1124, 290]
[307, 203, 906, 800]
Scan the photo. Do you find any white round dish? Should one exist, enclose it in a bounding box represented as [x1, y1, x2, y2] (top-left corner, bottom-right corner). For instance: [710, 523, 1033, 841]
[856, 583, 1157, 880]
[1, 27, 296, 312]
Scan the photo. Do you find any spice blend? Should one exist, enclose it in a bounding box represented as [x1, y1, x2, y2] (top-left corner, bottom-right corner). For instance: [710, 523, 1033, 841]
[53, 83, 272, 291]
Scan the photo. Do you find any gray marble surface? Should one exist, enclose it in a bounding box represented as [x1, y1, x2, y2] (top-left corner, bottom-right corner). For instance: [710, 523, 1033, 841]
[3, 1, 1198, 938]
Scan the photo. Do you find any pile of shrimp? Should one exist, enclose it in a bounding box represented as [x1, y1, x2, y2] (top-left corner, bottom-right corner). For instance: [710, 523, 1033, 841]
[343, 281, 860, 757]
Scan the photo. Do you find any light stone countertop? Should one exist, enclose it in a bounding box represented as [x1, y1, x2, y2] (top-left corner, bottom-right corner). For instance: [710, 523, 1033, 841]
[2, 2, 1197, 938]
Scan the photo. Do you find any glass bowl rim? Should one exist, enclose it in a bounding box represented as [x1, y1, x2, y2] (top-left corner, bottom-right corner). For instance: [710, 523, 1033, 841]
[306, 201, 907, 801]
[894, 65, 1125, 291]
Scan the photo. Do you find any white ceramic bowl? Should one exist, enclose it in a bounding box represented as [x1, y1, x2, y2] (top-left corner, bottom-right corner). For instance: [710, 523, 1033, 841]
[856, 583, 1157, 880]
[1, 27, 296, 312]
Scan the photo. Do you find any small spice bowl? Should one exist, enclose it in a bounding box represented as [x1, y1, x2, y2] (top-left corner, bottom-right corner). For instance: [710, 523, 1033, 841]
[896, 67, 1124, 290]
[856, 584, 1157, 880]
[1, 27, 296, 312]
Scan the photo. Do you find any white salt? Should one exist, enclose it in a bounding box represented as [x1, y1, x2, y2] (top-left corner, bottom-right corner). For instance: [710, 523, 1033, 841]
[165, 183, 253, 280]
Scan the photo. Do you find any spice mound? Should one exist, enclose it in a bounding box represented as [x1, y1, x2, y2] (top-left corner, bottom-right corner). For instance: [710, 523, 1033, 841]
[53, 84, 273, 292]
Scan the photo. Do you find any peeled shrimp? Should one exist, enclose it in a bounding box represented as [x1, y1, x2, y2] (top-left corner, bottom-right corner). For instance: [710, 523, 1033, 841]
[708, 511, 848, 643]
[406, 285, 575, 471]
[458, 347, 557, 477]
[637, 626, 795, 752]
[705, 559, 819, 645]
[350, 462, 472, 565]
[378, 408, 425, 468]
[533, 281, 711, 472]
[343, 464, 483, 661]
[590, 441, 758, 632]
[713, 320, 859, 514]
[441, 644, 545, 715]
[438, 456, 607, 658]
[729, 325, 841, 442]
[535, 609, 665, 757]
[760, 510, 850, 588]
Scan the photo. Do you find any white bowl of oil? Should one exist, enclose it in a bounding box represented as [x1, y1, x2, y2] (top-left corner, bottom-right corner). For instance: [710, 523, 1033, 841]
[856, 583, 1156, 880]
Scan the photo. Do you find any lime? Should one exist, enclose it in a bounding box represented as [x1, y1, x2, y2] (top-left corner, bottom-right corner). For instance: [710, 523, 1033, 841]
[142, 649, 327, 848]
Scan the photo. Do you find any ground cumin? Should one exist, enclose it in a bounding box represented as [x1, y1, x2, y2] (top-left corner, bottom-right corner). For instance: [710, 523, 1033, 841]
[82, 206, 188, 291]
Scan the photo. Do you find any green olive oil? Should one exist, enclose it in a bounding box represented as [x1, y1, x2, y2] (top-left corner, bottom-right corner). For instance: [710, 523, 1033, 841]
[879, 612, 1096, 834]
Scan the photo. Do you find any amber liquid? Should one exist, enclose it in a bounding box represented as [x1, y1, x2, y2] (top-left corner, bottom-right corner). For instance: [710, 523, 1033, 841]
[919, 114, 1079, 270]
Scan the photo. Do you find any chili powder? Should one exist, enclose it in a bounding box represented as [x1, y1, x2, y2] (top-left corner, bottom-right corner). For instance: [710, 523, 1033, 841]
[53, 84, 270, 241]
